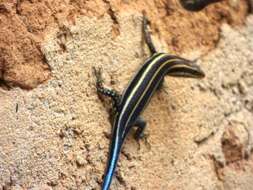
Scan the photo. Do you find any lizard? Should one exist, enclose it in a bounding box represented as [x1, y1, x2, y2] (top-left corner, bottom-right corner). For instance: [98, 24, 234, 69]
[93, 13, 205, 190]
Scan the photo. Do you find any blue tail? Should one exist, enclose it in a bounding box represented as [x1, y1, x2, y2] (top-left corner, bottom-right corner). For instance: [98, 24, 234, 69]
[101, 129, 123, 190]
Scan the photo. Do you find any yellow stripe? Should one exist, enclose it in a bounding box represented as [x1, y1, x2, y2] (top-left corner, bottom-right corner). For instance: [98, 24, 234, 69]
[121, 58, 180, 137]
[108, 111, 119, 176]
[120, 52, 162, 104]
[165, 63, 193, 70]
[117, 54, 167, 131]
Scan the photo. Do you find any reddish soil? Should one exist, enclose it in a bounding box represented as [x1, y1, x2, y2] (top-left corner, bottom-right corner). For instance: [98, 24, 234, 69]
[0, 0, 249, 89]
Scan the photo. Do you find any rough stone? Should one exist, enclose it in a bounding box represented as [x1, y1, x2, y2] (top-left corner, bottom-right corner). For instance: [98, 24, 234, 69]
[0, 6, 253, 190]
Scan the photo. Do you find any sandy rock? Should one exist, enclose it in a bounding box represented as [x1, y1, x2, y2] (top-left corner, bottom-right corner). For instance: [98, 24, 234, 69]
[0, 1, 253, 190]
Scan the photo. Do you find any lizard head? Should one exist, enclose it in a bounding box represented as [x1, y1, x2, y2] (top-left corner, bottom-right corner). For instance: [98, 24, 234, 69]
[166, 57, 205, 79]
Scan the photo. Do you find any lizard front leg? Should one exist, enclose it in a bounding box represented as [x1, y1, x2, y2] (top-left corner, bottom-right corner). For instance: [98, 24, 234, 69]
[142, 12, 157, 55]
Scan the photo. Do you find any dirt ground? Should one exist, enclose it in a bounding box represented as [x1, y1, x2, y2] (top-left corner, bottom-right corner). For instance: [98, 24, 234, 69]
[0, 0, 253, 190]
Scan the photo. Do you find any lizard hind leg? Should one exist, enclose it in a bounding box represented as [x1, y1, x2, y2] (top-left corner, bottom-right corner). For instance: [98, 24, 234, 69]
[133, 116, 151, 149]
[134, 117, 147, 140]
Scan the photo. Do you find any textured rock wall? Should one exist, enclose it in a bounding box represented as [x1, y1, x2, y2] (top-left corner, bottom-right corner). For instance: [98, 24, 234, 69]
[0, 1, 253, 190]
[0, 0, 248, 89]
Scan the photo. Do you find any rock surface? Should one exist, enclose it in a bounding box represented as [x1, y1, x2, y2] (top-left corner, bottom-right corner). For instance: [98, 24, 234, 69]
[0, 1, 253, 190]
[0, 0, 248, 89]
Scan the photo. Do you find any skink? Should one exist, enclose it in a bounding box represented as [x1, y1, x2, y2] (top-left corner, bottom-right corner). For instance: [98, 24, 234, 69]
[94, 14, 205, 190]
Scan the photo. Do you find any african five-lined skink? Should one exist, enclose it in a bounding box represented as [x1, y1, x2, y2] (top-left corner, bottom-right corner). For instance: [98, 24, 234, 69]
[93, 14, 205, 190]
